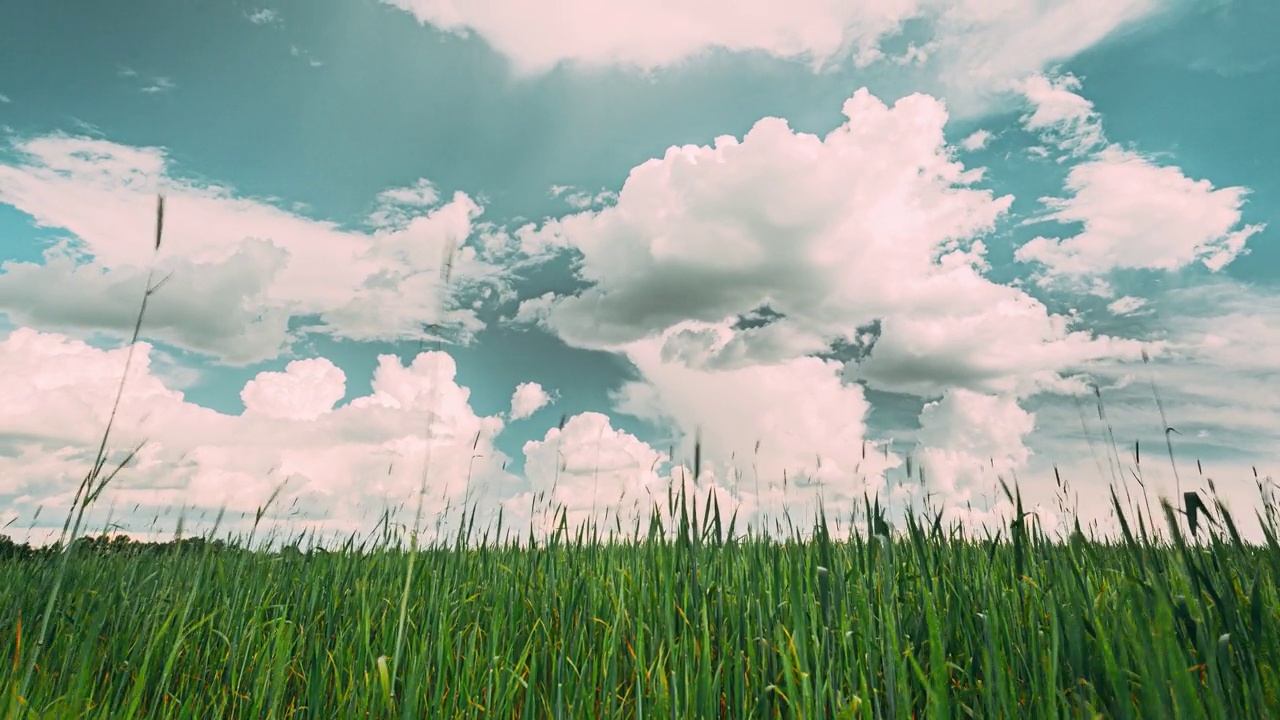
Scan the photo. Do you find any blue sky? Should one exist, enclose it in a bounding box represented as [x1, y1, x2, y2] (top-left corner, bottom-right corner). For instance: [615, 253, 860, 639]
[2, 0, 1277, 545]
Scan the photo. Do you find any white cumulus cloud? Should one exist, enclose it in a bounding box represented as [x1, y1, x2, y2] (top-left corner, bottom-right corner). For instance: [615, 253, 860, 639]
[1017, 146, 1266, 276]
[509, 381, 552, 420]
[914, 389, 1036, 509]
[0, 327, 515, 547]
[523, 88, 1142, 399]
[515, 411, 669, 536]
[241, 358, 347, 421]
[496, 86, 1165, 529]
[612, 333, 898, 522]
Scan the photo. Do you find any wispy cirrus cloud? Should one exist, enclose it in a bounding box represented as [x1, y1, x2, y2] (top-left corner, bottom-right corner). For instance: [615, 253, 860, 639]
[289, 45, 324, 68]
[115, 65, 176, 94]
[140, 77, 176, 94]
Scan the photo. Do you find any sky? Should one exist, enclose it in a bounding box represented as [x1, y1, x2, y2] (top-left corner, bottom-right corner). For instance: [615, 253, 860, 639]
[2, 0, 1278, 547]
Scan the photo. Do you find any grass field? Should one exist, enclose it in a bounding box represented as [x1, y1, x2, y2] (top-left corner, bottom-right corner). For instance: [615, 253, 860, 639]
[3, 199, 1279, 719]
[3, 477, 1279, 719]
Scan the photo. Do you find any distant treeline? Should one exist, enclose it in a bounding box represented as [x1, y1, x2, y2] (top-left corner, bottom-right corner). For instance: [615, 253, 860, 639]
[0, 533, 324, 560]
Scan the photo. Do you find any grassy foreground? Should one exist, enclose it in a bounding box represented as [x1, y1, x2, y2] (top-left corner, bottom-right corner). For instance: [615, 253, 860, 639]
[2, 484, 1279, 719]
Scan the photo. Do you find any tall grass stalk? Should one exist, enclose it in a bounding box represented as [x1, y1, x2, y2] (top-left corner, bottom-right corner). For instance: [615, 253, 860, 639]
[10, 195, 167, 718]
[389, 237, 461, 712]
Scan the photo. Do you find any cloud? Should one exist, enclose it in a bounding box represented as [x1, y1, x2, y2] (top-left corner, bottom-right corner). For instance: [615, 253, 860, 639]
[0, 239, 296, 363]
[960, 129, 991, 151]
[611, 334, 898, 520]
[140, 77, 176, 94]
[383, 0, 1165, 115]
[383, 0, 916, 74]
[929, 0, 1161, 114]
[246, 8, 281, 25]
[1010, 73, 1267, 280]
[0, 93, 10, 104]
[522, 88, 1141, 398]
[1107, 296, 1146, 316]
[514, 404, 883, 541]
[0, 136, 502, 364]
[549, 185, 617, 211]
[373, 178, 440, 216]
[1016, 72, 1105, 155]
[914, 389, 1036, 508]
[932, 278, 1280, 543]
[499, 85, 1192, 531]
[1016, 146, 1266, 276]
[0, 327, 515, 546]
[1110, 282, 1280, 449]
[509, 381, 552, 420]
[288, 45, 325, 67]
[530, 89, 1009, 349]
[241, 358, 346, 421]
[515, 411, 669, 535]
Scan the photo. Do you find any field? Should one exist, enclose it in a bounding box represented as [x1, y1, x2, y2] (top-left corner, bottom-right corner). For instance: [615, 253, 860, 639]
[3, 479, 1279, 719]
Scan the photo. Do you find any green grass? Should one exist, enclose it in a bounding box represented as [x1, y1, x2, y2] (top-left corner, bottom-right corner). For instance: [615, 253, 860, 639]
[2, 482, 1279, 719]
[3, 198, 1279, 719]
